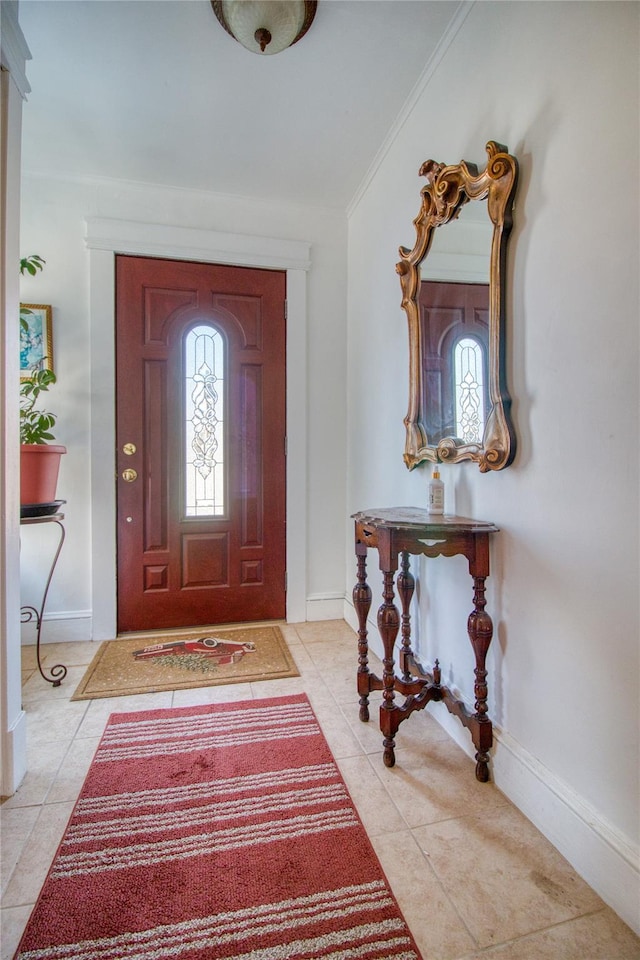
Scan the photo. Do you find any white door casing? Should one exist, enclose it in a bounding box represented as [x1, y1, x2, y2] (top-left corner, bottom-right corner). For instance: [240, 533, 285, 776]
[85, 218, 310, 639]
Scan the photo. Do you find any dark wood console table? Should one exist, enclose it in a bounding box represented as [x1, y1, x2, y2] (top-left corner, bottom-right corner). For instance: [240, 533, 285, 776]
[20, 513, 68, 687]
[352, 507, 499, 782]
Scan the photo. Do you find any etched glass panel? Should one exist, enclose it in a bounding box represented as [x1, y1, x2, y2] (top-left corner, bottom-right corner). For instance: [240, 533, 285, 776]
[184, 324, 225, 516]
[454, 337, 485, 444]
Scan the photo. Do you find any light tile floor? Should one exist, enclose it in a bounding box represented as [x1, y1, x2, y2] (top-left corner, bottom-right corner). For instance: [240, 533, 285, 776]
[1, 620, 639, 959]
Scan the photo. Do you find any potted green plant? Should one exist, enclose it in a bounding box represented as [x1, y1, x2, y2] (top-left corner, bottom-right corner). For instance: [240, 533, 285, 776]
[19, 256, 66, 508]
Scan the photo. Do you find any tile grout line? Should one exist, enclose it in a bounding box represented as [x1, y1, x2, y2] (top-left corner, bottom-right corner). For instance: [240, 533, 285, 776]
[2, 631, 638, 960]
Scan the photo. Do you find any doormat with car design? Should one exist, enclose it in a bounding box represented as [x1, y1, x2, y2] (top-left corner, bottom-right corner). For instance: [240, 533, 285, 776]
[71, 623, 298, 700]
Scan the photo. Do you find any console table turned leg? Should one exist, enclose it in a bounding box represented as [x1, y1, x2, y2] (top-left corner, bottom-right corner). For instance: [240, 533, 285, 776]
[353, 549, 373, 722]
[468, 574, 494, 782]
[378, 569, 400, 768]
[397, 550, 415, 681]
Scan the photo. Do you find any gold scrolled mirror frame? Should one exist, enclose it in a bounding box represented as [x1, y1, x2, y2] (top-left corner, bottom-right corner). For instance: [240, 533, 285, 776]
[397, 141, 518, 472]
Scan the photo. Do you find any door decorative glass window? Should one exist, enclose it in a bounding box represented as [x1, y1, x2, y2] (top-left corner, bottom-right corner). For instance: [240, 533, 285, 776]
[184, 324, 225, 516]
[454, 337, 485, 444]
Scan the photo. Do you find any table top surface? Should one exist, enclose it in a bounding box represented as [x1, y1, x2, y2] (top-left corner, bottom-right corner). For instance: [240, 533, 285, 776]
[352, 507, 498, 533]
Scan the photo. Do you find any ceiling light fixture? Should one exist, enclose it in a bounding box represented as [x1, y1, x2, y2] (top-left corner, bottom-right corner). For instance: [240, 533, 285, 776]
[211, 1, 317, 55]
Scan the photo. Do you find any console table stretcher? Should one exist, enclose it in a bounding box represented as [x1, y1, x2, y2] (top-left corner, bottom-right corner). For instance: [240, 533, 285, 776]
[352, 507, 499, 782]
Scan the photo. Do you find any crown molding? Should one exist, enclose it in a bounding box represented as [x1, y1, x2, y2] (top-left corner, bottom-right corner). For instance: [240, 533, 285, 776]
[347, 0, 474, 217]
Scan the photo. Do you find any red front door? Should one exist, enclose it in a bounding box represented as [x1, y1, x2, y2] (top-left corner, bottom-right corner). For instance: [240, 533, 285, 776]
[115, 255, 286, 632]
[419, 280, 489, 443]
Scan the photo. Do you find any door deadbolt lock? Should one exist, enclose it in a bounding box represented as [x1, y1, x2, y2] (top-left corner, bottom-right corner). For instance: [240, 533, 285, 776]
[122, 468, 138, 483]
[123, 442, 137, 456]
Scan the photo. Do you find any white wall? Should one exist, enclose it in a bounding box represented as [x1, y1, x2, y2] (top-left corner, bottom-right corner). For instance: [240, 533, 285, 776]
[19, 174, 348, 635]
[16, 0, 639, 933]
[345, 0, 639, 932]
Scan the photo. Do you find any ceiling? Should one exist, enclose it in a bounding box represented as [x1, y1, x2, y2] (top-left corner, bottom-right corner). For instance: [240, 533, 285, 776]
[18, 0, 460, 210]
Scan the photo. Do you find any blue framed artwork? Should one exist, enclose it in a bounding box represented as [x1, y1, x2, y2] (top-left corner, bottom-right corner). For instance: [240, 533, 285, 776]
[20, 303, 53, 379]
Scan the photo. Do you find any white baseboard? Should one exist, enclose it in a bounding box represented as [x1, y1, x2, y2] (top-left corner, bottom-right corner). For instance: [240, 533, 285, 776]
[21, 610, 93, 644]
[0, 708, 27, 798]
[493, 727, 640, 935]
[24, 599, 346, 642]
[305, 593, 346, 621]
[20, 600, 347, 641]
[342, 598, 640, 935]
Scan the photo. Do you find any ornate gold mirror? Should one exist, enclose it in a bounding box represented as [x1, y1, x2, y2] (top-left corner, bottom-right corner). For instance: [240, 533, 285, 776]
[397, 141, 518, 472]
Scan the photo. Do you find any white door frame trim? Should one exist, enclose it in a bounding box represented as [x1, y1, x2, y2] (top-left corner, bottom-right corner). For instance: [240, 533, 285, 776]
[0, 2, 31, 797]
[85, 217, 310, 638]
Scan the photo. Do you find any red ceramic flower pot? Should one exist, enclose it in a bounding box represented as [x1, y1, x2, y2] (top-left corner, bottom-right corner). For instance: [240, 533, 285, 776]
[20, 444, 67, 505]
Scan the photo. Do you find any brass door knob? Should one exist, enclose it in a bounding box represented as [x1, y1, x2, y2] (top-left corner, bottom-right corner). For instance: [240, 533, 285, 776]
[123, 442, 137, 456]
[122, 468, 138, 483]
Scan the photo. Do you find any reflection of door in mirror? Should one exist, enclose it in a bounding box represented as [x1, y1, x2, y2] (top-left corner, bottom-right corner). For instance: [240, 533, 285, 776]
[419, 280, 489, 445]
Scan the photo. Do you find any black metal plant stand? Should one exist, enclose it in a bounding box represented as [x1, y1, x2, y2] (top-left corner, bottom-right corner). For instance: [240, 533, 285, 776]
[20, 512, 68, 686]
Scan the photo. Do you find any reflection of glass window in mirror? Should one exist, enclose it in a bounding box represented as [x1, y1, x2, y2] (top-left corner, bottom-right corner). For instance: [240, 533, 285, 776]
[184, 324, 225, 517]
[418, 281, 489, 445]
[454, 337, 486, 443]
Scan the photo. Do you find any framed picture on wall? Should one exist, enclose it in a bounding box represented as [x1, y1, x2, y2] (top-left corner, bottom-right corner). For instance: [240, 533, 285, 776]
[20, 303, 54, 379]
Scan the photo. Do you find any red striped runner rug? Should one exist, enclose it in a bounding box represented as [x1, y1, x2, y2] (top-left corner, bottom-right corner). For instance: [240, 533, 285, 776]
[14, 694, 422, 960]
